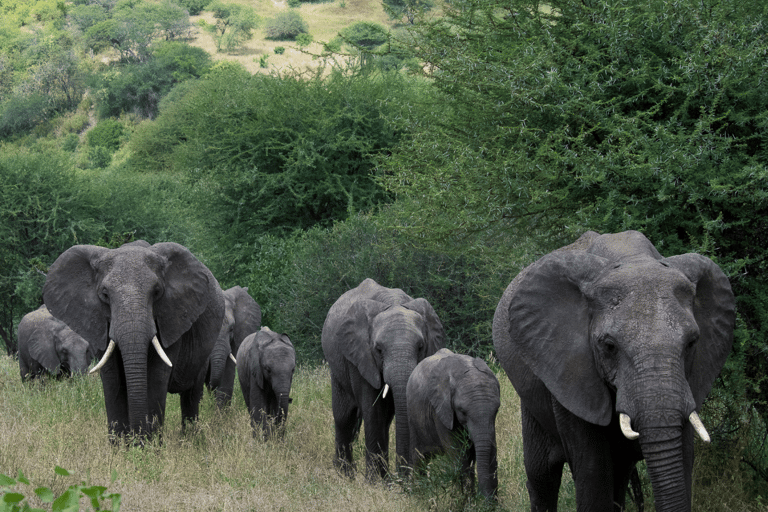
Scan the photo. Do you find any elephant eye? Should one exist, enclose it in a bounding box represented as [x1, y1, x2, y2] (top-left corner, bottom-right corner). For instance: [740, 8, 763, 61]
[99, 287, 110, 304]
[600, 336, 618, 357]
[153, 284, 164, 299]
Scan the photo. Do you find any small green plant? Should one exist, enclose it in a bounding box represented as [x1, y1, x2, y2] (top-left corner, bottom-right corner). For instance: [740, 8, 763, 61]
[0, 466, 121, 512]
[274, 46, 285, 54]
[259, 54, 269, 68]
[295, 33, 313, 47]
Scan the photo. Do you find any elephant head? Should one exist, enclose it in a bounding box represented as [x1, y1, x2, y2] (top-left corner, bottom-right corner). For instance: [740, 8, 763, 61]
[18, 305, 95, 379]
[502, 230, 735, 511]
[337, 295, 445, 468]
[43, 241, 224, 438]
[207, 285, 261, 406]
[409, 348, 501, 500]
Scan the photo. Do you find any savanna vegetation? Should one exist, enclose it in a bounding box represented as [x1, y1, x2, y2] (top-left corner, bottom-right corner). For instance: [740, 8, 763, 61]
[1, 0, 767, 509]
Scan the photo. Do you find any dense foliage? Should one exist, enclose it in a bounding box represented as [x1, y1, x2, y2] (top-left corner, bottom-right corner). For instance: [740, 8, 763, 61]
[263, 11, 309, 41]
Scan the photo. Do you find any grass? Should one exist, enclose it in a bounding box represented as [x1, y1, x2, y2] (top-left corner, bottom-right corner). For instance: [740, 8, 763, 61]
[188, 0, 396, 74]
[0, 354, 762, 511]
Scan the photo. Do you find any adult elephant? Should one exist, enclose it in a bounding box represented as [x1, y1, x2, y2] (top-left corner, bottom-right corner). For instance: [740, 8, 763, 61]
[407, 348, 500, 500]
[43, 240, 224, 439]
[206, 285, 261, 407]
[322, 278, 445, 479]
[18, 305, 95, 380]
[492, 230, 735, 512]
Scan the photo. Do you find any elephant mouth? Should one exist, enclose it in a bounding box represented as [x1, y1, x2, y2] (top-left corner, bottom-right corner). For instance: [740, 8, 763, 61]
[618, 411, 710, 442]
[90, 336, 172, 374]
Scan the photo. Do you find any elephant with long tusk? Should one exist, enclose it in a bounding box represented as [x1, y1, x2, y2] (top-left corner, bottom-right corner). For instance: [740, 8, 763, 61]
[44, 240, 225, 440]
[493, 230, 735, 512]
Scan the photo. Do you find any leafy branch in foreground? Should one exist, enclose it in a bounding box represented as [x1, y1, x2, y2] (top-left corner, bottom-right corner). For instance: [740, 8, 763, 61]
[0, 466, 120, 512]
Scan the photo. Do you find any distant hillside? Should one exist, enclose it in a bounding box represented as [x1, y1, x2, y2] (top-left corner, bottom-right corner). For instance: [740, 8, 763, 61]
[189, 0, 394, 74]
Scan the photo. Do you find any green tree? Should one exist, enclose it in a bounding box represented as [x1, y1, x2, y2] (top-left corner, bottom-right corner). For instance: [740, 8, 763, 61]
[382, 0, 433, 24]
[264, 11, 308, 41]
[204, 1, 259, 52]
[382, 0, 768, 484]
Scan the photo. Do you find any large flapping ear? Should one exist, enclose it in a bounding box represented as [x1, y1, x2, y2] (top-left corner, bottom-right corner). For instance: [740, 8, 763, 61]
[664, 253, 736, 408]
[43, 245, 111, 352]
[403, 298, 445, 355]
[507, 251, 613, 426]
[29, 322, 64, 373]
[152, 242, 219, 348]
[227, 286, 262, 347]
[429, 361, 455, 431]
[338, 299, 391, 389]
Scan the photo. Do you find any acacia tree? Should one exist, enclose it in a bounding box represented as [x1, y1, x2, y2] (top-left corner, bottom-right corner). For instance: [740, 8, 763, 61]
[382, 0, 768, 483]
[205, 1, 259, 52]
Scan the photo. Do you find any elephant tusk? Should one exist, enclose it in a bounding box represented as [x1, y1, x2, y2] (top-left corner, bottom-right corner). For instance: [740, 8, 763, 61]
[690, 411, 711, 443]
[229, 353, 237, 364]
[619, 413, 640, 440]
[152, 336, 173, 368]
[383, 384, 390, 399]
[89, 340, 116, 374]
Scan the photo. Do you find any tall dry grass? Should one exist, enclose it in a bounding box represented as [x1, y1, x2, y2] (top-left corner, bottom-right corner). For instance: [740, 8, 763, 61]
[0, 354, 760, 511]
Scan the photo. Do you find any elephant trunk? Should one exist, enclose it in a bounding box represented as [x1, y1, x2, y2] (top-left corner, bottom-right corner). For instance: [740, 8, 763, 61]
[392, 378, 412, 472]
[208, 336, 230, 390]
[640, 424, 690, 512]
[121, 340, 151, 437]
[473, 434, 499, 500]
[276, 390, 291, 427]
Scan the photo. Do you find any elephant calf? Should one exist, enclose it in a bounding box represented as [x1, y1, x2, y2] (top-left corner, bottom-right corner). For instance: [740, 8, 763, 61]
[407, 348, 501, 500]
[18, 305, 95, 380]
[237, 327, 296, 438]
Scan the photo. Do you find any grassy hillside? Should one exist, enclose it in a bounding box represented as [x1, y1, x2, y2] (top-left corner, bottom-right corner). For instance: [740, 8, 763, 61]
[189, 0, 395, 74]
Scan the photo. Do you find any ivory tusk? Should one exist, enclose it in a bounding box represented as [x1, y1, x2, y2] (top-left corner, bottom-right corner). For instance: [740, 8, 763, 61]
[620, 413, 640, 440]
[90, 340, 116, 374]
[229, 353, 237, 364]
[690, 411, 711, 443]
[382, 384, 390, 399]
[152, 336, 173, 367]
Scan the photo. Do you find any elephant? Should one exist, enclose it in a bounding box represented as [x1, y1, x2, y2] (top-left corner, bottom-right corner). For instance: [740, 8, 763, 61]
[407, 348, 501, 500]
[206, 285, 261, 407]
[492, 230, 735, 512]
[43, 240, 224, 439]
[18, 305, 96, 380]
[321, 278, 445, 479]
[236, 326, 295, 438]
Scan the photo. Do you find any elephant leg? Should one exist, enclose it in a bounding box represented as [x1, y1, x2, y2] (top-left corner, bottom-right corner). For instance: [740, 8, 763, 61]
[460, 442, 476, 496]
[522, 404, 565, 512]
[363, 391, 395, 481]
[553, 401, 614, 512]
[331, 378, 361, 476]
[179, 370, 205, 434]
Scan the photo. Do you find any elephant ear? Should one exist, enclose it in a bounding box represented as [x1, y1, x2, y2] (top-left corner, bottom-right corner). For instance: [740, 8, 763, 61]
[152, 242, 219, 348]
[428, 353, 456, 430]
[230, 286, 262, 347]
[403, 298, 445, 356]
[664, 253, 736, 408]
[43, 245, 111, 352]
[338, 299, 391, 389]
[507, 251, 613, 426]
[28, 324, 63, 373]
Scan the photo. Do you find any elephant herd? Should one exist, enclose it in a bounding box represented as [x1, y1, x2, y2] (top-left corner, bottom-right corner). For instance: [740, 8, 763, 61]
[15, 231, 735, 512]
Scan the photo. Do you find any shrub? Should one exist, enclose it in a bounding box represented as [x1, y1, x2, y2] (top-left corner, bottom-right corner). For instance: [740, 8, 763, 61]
[274, 46, 285, 54]
[205, 1, 260, 52]
[295, 33, 313, 47]
[174, 0, 210, 15]
[87, 119, 123, 150]
[264, 11, 308, 41]
[62, 133, 79, 152]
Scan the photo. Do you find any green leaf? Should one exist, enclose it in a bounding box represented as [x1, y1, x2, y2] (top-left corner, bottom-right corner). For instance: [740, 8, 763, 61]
[53, 467, 70, 477]
[51, 487, 79, 512]
[80, 486, 106, 498]
[33, 487, 55, 503]
[0, 475, 16, 486]
[15, 472, 29, 486]
[1, 493, 24, 504]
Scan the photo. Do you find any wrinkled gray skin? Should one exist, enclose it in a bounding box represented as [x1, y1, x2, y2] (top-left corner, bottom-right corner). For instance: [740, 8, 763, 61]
[236, 327, 295, 438]
[322, 278, 445, 480]
[407, 348, 500, 500]
[18, 305, 96, 380]
[493, 231, 735, 512]
[206, 286, 261, 407]
[43, 241, 224, 440]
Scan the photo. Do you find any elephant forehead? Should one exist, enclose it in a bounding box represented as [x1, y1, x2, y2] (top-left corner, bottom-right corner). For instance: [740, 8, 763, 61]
[590, 262, 695, 307]
[97, 247, 168, 275]
[372, 306, 424, 334]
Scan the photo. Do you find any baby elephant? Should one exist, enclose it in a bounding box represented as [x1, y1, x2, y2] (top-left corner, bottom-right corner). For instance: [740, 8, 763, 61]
[237, 327, 296, 438]
[407, 348, 501, 500]
[18, 305, 95, 380]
